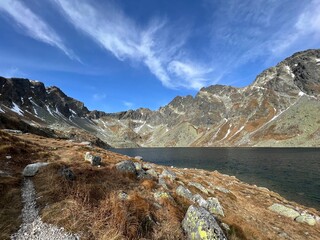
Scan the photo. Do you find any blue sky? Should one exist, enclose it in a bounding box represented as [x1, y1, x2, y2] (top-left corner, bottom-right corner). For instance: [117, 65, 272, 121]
[0, 0, 319, 112]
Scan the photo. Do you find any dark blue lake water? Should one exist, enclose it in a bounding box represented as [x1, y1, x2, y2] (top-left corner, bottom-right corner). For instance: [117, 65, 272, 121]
[110, 147, 320, 210]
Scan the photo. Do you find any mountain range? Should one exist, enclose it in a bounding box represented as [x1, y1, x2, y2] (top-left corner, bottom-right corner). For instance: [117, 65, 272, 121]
[1, 49, 320, 147]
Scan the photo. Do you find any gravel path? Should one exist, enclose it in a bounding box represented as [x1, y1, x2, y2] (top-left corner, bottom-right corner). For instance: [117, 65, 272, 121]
[11, 178, 79, 240]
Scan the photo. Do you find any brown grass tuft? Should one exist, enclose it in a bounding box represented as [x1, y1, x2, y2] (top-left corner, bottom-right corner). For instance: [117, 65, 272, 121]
[140, 179, 156, 190]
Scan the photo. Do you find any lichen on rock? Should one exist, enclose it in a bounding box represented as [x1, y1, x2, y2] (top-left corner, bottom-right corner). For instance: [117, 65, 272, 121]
[182, 205, 227, 240]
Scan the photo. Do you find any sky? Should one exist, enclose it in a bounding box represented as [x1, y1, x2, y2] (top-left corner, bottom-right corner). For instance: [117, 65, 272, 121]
[0, 0, 319, 113]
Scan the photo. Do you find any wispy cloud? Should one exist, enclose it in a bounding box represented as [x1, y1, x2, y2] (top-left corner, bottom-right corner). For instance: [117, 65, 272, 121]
[204, 0, 320, 84]
[123, 101, 134, 109]
[51, 0, 212, 90]
[93, 93, 107, 101]
[0, 0, 78, 61]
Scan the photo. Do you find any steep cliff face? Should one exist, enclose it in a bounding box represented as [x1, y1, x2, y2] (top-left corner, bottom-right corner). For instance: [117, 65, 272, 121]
[1, 49, 320, 147]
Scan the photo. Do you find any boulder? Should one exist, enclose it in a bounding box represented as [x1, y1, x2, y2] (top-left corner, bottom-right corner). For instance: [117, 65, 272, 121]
[134, 156, 143, 160]
[91, 156, 101, 166]
[182, 205, 227, 240]
[84, 152, 101, 166]
[268, 203, 300, 219]
[205, 197, 225, 217]
[160, 169, 176, 181]
[85, 152, 93, 162]
[192, 194, 207, 207]
[59, 166, 76, 181]
[116, 160, 136, 174]
[295, 214, 316, 226]
[189, 182, 209, 195]
[176, 185, 194, 202]
[142, 162, 153, 170]
[22, 162, 49, 177]
[158, 177, 168, 189]
[137, 170, 152, 179]
[146, 169, 158, 178]
[134, 162, 142, 171]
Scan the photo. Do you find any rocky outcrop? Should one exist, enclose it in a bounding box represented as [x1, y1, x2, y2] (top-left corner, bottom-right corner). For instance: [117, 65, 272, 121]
[268, 203, 317, 226]
[182, 205, 227, 240]
[115, 160, 137, 174]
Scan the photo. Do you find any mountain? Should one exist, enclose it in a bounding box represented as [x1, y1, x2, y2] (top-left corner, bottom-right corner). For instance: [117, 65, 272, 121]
[1, 49, 320, 147]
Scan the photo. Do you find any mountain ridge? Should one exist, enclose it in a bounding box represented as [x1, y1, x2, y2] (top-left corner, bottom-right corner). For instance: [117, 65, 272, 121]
[1, 49, 320, 147]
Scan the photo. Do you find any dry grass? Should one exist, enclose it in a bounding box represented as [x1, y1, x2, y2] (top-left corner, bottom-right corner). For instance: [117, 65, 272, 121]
[32, 160, 186, 239]
[2, 132, 320, 240]
[0, 130, 53, 239]
[0, 176, 22, 240]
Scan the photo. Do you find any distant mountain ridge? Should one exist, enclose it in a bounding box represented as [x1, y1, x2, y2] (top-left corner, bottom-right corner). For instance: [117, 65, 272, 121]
[1, 49, 320, 147]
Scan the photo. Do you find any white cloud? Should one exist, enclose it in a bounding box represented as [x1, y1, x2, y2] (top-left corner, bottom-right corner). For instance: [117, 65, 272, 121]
[93, 93, 106, 101]
[123, 101, 133, 108]
[0, 0, 78, 61]
[1, 67, 21, 78]
[52, 0, 212, 90]
[168, 60, 213, 89]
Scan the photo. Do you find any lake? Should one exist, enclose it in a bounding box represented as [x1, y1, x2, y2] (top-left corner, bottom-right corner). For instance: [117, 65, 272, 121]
[110, 147, 320, 210]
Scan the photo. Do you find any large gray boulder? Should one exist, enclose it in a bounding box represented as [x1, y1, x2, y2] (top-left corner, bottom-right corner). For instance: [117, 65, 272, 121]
[116, 160, 137, 174]
[22, 163, 49, 177]
[182, 205, 227, 240]
[268, 203, 300, 219]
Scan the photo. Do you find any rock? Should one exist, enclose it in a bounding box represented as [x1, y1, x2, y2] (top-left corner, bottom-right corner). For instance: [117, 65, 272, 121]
[118, 191, 129, 200]
[192, 194, 207, 207]
[176, 185, 194, 202]
[134, 162, 142, 171]
[295, 214, 316, 226]
[5, 155, 12, 159]
[134, 156, 143, 160]
[116, 160, 137, 174]
[59, 166, 75, 181]
[146, 169, 158, 178]
[84, 152, 101, 166]
[215, 186, 230, 194]
[80, 141, 91, 146]
[160, 169, 176, 181]
[221, 223, 231, 232]
[142, 162, 153, 170]
[0, 170, 10, 177]
[22, 163, 49, 177]
[84, 152, 93, 162]
[268, 203, 300, 219]
[158, 177, 168, 189]
[154, 191, 173, 202]
[137, 170, 152, 179]
[182, 205, 227, 240]
[188, 182, 209, 195]
[205, 197, 225, 217]
[91, 156, 101, 166]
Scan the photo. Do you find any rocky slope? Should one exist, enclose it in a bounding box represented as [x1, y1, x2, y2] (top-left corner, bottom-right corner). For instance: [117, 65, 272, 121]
[1, 49, 320, 147]
[1, 131, 320, 239]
